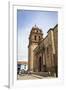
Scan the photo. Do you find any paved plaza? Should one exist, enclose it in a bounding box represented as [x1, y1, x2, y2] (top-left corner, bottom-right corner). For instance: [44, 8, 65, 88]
[17, 74, 54, 80]
[17, 74, 45, 80]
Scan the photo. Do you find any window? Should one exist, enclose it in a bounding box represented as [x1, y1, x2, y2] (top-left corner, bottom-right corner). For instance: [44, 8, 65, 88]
[34, 36, 36, 40]
[39, 36, 41, 40]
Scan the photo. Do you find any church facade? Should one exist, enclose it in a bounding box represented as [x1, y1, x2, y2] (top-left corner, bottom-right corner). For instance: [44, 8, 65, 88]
[28, 24, 58, 77]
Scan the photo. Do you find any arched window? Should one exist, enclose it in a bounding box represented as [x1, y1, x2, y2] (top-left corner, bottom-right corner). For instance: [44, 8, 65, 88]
[37, 30, 38, 33]
[39, 36, 41, 40]
[34, 36, 36, 40]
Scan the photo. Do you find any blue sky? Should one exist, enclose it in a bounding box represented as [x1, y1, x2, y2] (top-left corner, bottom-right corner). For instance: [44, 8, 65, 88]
[17, 10, 58, 61]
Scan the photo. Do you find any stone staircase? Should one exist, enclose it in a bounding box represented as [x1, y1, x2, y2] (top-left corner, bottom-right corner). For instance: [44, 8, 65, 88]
[32, 72, 50, 77]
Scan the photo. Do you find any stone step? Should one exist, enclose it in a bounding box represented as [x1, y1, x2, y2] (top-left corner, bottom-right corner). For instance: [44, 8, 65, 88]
[32, 72, 50, 77]
[32, 74, 44, 79]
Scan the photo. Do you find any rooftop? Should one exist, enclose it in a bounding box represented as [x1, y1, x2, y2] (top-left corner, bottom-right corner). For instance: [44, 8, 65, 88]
[17, 61, 28, 65]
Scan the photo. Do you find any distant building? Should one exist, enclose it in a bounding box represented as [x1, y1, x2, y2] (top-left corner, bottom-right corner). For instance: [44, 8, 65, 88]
[17, 61, 28, 72]
[28, 24, 58, 77]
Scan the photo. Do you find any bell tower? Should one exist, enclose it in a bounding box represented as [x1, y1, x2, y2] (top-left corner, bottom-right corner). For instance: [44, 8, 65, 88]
[28, 25, 43, 72]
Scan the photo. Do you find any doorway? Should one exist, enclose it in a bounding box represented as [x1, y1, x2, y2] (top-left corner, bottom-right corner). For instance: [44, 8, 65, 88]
[38, 56, 42, 72]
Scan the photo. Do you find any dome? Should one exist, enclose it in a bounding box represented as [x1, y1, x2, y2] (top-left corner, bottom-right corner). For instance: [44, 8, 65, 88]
[32, 24, 39, 29]
[31, 25, 42, 33]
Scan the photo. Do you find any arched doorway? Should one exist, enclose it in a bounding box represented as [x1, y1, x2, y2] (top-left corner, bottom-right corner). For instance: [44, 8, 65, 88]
[38, 56, 42, 72]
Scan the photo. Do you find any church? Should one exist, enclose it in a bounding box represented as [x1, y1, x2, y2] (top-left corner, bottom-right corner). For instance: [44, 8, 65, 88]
[28, 24, 58, 77]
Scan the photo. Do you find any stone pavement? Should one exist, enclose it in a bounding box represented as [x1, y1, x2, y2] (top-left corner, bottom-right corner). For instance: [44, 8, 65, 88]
[32, 74, 44, 79]
[17, 74, 54, 80]
[17, 74, 44, 80]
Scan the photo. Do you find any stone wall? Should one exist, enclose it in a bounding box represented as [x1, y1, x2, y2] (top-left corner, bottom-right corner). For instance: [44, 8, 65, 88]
[33, 25, 58, 76]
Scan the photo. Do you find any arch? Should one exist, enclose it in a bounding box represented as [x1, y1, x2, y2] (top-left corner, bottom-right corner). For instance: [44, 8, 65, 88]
[39, 36, 41, 40]
[38, 56, 42, 72]
[34, 35, 37, 40]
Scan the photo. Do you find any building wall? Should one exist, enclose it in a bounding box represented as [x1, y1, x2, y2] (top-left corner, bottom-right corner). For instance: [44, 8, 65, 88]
[21, 64, 28, 71]
[33, 25, 58, 74]
[17, 64, 28, 71]
[53, 25, 58, 76]
[53, 25, 58, 64]
[28, 43, 38, 71]
[28, 25, 43, 71]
